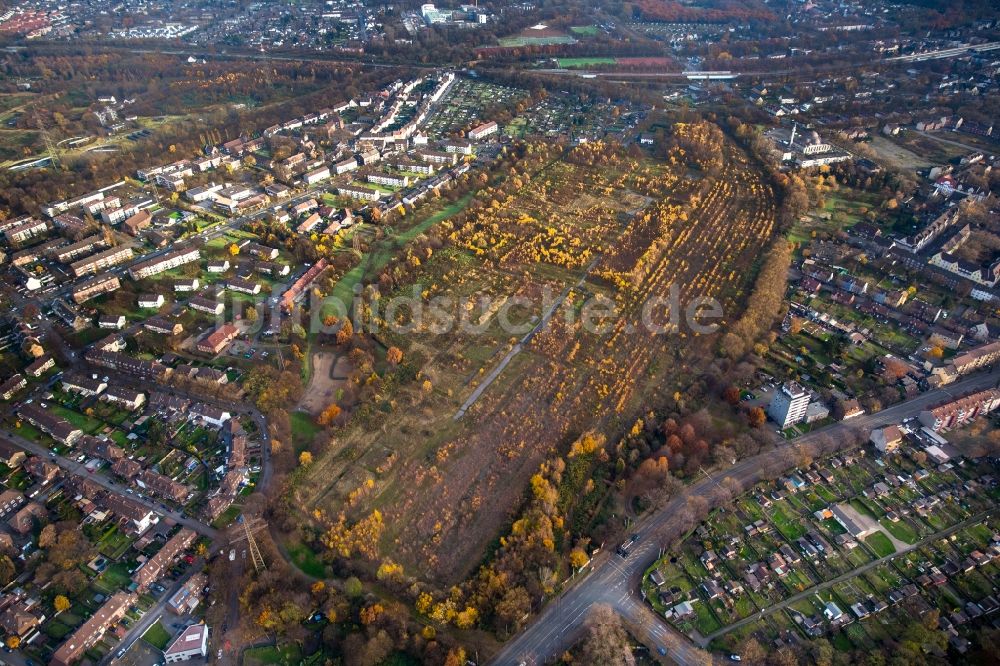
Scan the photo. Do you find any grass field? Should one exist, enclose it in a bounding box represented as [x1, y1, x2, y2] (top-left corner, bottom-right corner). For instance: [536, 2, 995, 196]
[557, 57, 616, 68]
[244, 644, 303, 665]
[97, 526, 133, 559]
[880, 516, 919, 544]
[864, 531, 896, 558]
[324, 194, 475, 316]
[211, 504, 242, 529]
[142, 622, 172, 650]
[287, 541, 327, 578]
[290, 411, 323, 452]
[570, 25, 600, 36]
[499, 35, 578, 47]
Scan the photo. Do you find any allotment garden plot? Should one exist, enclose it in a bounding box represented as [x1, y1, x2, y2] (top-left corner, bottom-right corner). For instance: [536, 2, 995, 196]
[642, 444, 1000, 654]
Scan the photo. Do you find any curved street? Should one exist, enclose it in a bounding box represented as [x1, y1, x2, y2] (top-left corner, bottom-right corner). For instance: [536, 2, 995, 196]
[488, 367, 1000, 665]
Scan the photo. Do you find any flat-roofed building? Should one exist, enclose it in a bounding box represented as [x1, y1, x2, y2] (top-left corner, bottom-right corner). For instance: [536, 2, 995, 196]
[72, 274, 121, 304]
[129, 247, 200, 280]
[768, 382, 810, 429]
[469, 120, 498, 140]
[70, 245, 134, 278]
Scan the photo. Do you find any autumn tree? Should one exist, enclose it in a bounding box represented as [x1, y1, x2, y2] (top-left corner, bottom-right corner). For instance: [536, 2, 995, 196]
[299, 451, 313, 466]
[386, 346, 403, 365]
[444, 647, 466, 666]
[569, 548, 589, 569]
[579, 605, 630, 666]
[747, 407, 766, 428]
[54, 595, 71, 613]
[336, 319, 354, 345]
[317, 404, 341, 426]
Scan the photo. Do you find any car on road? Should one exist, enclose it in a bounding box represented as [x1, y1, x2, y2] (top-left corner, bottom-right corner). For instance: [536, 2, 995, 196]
[657, 646, 667, 656]
[617, 533, 640, 558]
[730, 655, 742, 662]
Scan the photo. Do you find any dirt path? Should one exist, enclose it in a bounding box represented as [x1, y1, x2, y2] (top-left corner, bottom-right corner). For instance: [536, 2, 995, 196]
[867, 135, 933, 170]
[298, 350, 351, 415]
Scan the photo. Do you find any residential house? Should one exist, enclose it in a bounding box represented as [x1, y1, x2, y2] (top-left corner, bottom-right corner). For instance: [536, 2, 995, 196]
[196, 323, 239, 356]
[112, 459, 141, 479]
[129, 247, 201, 280]
[79, 435, 125, 461]
[188, 296, 224, 316]
[50, 592, 137, 666]
[334, 157, 358, 174]
[190, 404, 231, 428]
[132, 528, 197, 590]
[0, 375, 26, 401]
[870, 425, 903, 453]
[225, 278, 261, 295]
[61, 373, 107, 397]
[919, 389, 1000, 431]
[122, 209, 152, 236]
[468, 120, 498, 140]
[138, 293, 165, 309]
[768, 382, 810, 429]
[0, 489, 24, 516]
[953, 341, 1000, 375]
[173, 278, 200, 293]
[337, 184, 382, 201]
[98, 314, 126, 330]
[8, 502, 46, 534]
[167, 573, 207, 615]
[104, 494, 156, 534]
[143, 317, 183, 336]
[24, 355, 54, 378]
[72, 274, 121, 304]
[102, 386, 145, 411]
[0, 600, 42, 638]
[138, 470, 189, 503]
[0, 440, 26, 469]
[24, 456, 59, 484]
[163, 623, 209, 663]
[16, 404, 82, 445]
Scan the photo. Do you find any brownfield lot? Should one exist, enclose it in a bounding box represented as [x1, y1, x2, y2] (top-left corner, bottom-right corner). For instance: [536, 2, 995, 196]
[298, 351, 352, 416]
[294, 137, 777, 583]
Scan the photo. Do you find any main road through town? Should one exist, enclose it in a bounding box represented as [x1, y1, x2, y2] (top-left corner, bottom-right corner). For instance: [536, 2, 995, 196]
[489, 367, 1000, 666]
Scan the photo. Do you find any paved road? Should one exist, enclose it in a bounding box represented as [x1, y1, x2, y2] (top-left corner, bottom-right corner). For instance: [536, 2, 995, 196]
[914, 130, 997, 160]
[0, 428, 218, 539]
[103, 563, 209, 665]
[700, 511, 991, 646]
[454, 254, 601, 420]
[489, 368, 1000, 665]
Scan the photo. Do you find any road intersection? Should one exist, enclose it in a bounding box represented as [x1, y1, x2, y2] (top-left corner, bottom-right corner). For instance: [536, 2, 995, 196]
[489, 367, 1000, 665]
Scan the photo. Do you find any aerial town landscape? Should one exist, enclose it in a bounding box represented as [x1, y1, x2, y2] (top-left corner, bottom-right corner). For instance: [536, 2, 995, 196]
[0, 0, 998, 665]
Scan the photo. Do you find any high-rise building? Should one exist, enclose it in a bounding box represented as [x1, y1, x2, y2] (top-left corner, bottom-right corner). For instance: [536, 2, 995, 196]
[768, 381, 810, 429]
